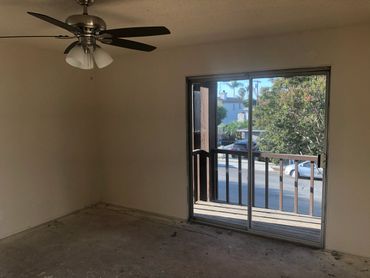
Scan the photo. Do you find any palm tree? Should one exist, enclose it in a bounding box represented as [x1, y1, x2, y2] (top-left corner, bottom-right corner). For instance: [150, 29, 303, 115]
[227, 81, 243, 97]
[238, 87, 247, 100]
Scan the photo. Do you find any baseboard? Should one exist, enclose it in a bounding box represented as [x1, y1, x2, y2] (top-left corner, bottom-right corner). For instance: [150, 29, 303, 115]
[100, 202, 187, 223]
[0, 202, 99, 242]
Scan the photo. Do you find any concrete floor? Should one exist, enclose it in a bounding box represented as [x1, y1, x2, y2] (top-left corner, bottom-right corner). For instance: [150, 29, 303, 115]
[0, 205, 368, 278]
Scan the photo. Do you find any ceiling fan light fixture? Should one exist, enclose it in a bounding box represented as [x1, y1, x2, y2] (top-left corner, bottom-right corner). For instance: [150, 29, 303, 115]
[65, 44, 84, 68]
[79, 48, 94, 70]
[66, 45, 94, 70]
[15, 1, 171, 70]
[93, 47, 113, 69]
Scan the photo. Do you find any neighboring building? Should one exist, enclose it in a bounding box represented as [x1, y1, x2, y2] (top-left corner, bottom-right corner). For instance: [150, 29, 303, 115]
[218, 94, 248, 124]
[237, 111, 248, 122]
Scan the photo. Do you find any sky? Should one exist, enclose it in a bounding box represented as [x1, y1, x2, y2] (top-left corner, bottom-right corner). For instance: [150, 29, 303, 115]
[217, 78, 274, 99]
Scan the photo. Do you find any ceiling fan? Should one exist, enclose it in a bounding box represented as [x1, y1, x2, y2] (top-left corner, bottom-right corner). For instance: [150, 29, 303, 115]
[0, 0, 171, 69]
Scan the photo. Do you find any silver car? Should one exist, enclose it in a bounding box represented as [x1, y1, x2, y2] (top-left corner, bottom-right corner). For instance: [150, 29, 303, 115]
[284, 161, 323, 180]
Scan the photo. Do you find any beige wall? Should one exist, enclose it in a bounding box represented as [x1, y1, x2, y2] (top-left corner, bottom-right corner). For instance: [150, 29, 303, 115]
[0, 44, 100, 239]
[97, 24, 370, 257]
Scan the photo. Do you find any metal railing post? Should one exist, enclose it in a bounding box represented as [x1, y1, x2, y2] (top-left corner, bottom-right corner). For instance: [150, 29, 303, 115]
[310, 161, 315, 215]
[294, 160, 299, 213]
[238, 155, 242, 205]
[265, 158, 269, 209]
[279, 159, 284, 211]
[225, 153, 230, 203]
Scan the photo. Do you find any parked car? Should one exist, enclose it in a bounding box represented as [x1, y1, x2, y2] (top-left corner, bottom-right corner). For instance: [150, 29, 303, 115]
[221, 139, 259, 158]
[284, 161, 323, 180]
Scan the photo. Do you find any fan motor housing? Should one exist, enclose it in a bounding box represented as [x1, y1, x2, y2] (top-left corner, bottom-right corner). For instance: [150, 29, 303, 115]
[65, 14, 106, 34]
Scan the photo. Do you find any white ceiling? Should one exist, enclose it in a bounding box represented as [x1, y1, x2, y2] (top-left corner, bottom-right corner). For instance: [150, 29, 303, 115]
[1, 0, 370, 56]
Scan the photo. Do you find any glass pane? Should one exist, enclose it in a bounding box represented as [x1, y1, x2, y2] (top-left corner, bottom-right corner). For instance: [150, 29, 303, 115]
[252, 75, 326, 244]
[251, 75, 327, 244]
[217, 80, 249, 148]
[191, 73, 328, 246]
[213, 79, 250, 226]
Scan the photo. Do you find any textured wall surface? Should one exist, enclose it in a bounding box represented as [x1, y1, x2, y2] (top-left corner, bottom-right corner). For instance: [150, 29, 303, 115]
[0, 45, 100, 239]
[97, 25, 370, 257]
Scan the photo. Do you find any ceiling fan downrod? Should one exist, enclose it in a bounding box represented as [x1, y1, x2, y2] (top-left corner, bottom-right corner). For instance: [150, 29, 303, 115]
[75, 0, 95, 14]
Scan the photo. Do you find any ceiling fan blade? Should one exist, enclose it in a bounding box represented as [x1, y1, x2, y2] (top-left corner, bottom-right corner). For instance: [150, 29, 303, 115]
[102, 26, 170, 38]
[64, 41, 80, 54]
[0, 35, 75, 39]
[101, 38, 156, 52]
[27, 12, 81, 35]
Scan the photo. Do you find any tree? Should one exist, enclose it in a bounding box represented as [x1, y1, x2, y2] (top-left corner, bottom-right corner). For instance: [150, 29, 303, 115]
[217, 106, 227, 126]
[254, 76, 326, 156]
[243, 98, 257, 108]
[223, 121, 248, 141]
[227, 81, 243, 97]
[238, 87, 247, 100]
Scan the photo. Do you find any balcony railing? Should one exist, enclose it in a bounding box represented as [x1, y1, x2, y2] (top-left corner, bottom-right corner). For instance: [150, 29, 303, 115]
[192, 149, 320, 216]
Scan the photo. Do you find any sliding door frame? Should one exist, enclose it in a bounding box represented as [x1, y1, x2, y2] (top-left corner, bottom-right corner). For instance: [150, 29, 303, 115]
[186, 66, 331, 248]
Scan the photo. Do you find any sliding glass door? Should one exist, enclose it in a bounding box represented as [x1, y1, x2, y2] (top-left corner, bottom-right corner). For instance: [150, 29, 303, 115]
[188, 68, 329, 247]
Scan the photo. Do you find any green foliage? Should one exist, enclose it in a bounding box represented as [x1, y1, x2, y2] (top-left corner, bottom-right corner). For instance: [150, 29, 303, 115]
[254, 76, 326, 155]
[223, 121, 248, 140]
[217, 106, 227, 126]
[242, 98, 257, 108]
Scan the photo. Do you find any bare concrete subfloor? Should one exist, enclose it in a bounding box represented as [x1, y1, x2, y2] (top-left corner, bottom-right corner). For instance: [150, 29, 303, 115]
[0, 205, 369, 278]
